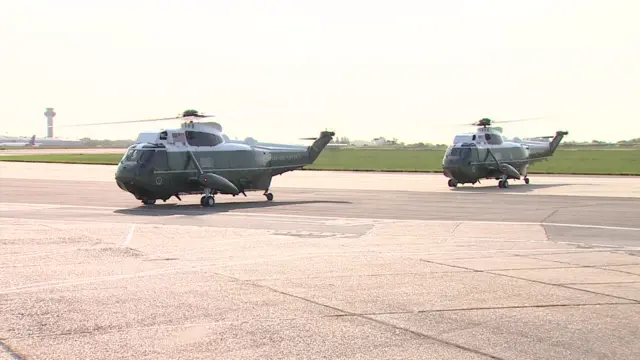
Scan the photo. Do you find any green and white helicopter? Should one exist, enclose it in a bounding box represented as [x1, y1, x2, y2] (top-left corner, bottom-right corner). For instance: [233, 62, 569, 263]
[67, 109, 335, 207]
[442, 117, 569, 188]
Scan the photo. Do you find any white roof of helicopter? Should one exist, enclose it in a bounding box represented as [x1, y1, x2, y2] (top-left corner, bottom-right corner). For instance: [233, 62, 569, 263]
[131, 117, 310, 152]
[180, 120, 223, 134]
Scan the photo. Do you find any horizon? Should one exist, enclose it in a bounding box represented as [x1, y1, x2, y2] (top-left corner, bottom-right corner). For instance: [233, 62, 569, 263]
[1, 1, 639, 144]
[1, 130, 638, 146]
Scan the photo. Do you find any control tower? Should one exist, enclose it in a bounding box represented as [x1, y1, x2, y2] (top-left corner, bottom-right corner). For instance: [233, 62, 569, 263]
[45, 107, 56, 138]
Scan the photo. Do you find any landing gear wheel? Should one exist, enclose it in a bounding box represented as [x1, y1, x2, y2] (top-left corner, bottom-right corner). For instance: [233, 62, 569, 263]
[447, 179, 458, 188]
[200, 195, 215, 207]
[142, 198, 156, 205]
[265, 193, 274, 201]
[498, 180, 509, 188]
[524, 177, 530, 184]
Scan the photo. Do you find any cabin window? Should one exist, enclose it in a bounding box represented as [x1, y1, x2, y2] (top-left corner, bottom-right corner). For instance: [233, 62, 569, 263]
[138, 150, 154, 164]
[185, 131, 224, 147]
[151, 150, 168, 169]
[484, 133, 503, 145]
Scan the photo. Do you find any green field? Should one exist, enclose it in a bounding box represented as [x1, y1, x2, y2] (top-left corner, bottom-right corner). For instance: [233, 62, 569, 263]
[0, 148, 638, 175]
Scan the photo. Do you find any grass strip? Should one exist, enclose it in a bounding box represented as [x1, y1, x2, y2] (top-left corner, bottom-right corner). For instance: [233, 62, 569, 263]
[0, 148, 638, 175]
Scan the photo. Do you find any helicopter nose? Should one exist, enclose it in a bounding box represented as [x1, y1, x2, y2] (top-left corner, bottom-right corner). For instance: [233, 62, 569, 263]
[442, 157, 460, 169]
[115, 165, 138, 185]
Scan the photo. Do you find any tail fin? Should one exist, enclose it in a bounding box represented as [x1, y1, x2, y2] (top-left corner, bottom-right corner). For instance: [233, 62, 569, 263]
[547, 130, 568, 155]
[307, 131, 335, 163]
[29, 135, 36, 145]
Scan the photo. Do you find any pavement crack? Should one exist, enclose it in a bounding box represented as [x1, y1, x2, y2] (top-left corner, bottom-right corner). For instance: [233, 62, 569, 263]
[450, 222, 462, 235]
[487, 271, 640, 303]
[517, 254, 640, 276]
[541, 209, 558, 224]
[210, 271, 505, 360]
[539, 209, 558, 241]
[348, 302, 638, 317]
[419, 259, 482, 272]
[422, 259, 640, 304]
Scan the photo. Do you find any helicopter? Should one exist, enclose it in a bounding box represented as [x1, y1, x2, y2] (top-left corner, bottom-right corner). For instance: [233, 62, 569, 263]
[63, 109, 335, 207]
[442, 117, 569, 188]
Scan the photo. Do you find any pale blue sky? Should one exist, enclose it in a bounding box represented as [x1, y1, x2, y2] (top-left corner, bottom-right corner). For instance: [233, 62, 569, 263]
[1, 0, 638, 144]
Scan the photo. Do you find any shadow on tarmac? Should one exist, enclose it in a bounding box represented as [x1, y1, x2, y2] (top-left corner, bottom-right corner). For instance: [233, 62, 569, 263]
[114, 199, 351, 217]
[450, 182, 575, 193]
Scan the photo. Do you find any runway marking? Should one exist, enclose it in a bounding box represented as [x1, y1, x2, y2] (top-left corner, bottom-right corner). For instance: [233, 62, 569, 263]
[122, 224, 136, 247]
[593, 244, 623, 248]
[232, 212, 640, 232]
[1, 202, 639, 232]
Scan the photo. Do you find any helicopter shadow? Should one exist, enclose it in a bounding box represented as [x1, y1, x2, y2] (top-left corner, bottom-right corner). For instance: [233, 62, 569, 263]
[113, 199, 352, 217]
[450, 182, 573, 194]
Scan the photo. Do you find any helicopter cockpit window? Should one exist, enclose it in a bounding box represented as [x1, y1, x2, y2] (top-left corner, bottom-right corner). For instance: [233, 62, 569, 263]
[185, 131, 224, 147]
[446, 147, 461, 156]
[123, 149, 154, 163]
[123, 149, 140, 162]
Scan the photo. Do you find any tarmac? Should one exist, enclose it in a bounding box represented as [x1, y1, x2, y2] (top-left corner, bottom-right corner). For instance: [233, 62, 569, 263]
[0, 161, 639, 360]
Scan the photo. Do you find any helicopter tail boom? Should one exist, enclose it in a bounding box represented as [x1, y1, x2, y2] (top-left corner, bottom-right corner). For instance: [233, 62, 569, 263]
[527, 130, 569, 161]
[307, 131, 336, 163]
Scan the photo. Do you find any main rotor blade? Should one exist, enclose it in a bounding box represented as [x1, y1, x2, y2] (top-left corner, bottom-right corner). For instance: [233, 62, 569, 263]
[491, 117, 545, 124]
[524, 135, 554, 140]
[459, 116, 546, 126]
[57, 115, 215, 128]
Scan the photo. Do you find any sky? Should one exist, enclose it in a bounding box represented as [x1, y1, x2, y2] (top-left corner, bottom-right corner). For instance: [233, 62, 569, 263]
[1, 0, 639, 144]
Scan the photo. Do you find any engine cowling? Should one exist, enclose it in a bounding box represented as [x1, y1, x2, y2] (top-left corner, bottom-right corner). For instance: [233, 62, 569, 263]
[499, 163, 521, 179]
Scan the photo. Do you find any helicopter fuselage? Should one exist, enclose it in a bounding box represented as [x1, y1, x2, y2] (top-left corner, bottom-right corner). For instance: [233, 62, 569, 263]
[442, 128, 568, 188]
[114, 122, 334, 204]
[115, 142, 323, 201]
[442, 141, 531, 182]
